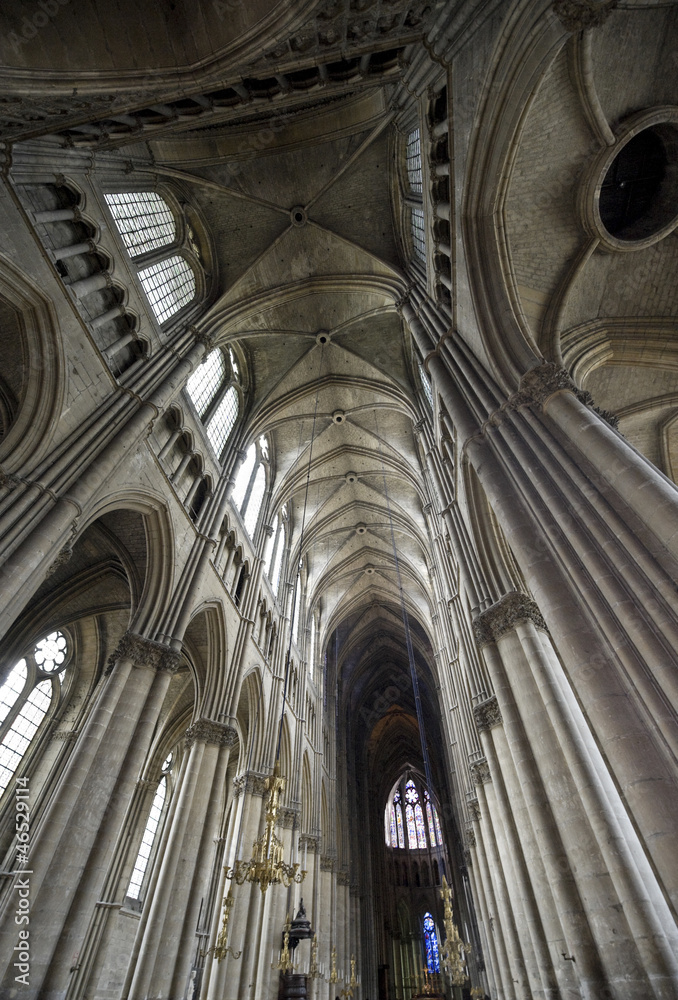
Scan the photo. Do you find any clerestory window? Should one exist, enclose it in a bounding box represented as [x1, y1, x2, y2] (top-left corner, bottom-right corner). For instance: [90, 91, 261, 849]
[265, 503, 287, 596]
[0, 631, 69, 797]
[186, 348, 241, 462]
[127, 752, 173, 901]
[385, 775, 444, 852]
[105, 190, 199, 326]
[231, 435, 269, 539]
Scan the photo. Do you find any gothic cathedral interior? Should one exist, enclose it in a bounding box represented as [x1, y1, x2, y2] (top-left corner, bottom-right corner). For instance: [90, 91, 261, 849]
[0, 1, 677, 998]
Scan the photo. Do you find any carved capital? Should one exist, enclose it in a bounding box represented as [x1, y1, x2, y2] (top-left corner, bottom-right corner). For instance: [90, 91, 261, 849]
[185, 718, 238, 750]
[280, 806, 299, 829]
[509, 361, 618, 427]
[191, 326, 216, 350]
[470, 758, 491, 786]
[468, 798, 481, 822]
[320, 855, 336, 872]
[473, 696, 503, 733]
[473, 592, 548, 646]
[110, 632, 181, 674]
[46, 543, 73, 577]
[552, 0, 618, 31]
[337, 870, 350, 886]
[298, 834, 319, 853]
[0, 470, 20, 491]
[233, 771, 268, 796]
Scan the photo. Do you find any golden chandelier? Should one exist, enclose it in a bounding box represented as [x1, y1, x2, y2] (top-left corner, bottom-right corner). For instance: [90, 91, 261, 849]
[225, 763, 306, 894]
[440, 876, 470, 986]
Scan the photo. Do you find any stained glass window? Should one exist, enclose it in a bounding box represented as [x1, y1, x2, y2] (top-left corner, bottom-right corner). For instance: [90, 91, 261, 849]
[206, 385, 238, 458]
[425, 793, 437, 847]
[138, 254, 196, 324]
[127, 775, 166, 900]
[390, 805, 398, 847]
[405, 779, 418, 804]
[105, 192, 176, 258]
[414, 803, 427, 848]
[395, 801, 405, 849]
[406, 803, 418, 850]
[434, 804, 443, 845]
[186, 349, 225, 417]
[423, 913, 440, 973]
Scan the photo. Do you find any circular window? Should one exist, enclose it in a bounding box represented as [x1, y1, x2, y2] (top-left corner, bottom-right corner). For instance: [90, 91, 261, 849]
[599, 128, 668, 239]
[580, 110, 678, 251]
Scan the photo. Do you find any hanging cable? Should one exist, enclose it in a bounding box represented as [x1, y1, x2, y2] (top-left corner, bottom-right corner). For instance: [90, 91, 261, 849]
[275, 342, 325, 763]
[372, 406, 434, 796]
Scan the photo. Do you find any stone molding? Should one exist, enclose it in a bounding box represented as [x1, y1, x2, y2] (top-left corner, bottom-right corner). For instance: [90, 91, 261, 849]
[51, 729, 79, 743]
[472, 592, 548, 647]
[468, 798, 481, 822]
[320, 855, 336, 872]
[509, 361, 618, 427]
[298, 834, 319, 853]
[470, 759, 491, 786]
[185, 719, 238, 750]
[473, 696, 503, 733]
[190, 326, 216, 350]
[552, 0, 618, 31]
[233, 771, 268, 797]
[107, 633, 181, 675]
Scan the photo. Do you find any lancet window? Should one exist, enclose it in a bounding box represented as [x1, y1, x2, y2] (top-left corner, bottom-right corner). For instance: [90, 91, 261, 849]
[231, 437, 269, 538]
[423, 913, 441, 973]
[186, 347, 241, 461]
[385, 774, 444, 852]
[127, 752, 173, 901]
[265, 503, 287, 596]
[0, 631, 69, 797]
[105, 190, 200, 325]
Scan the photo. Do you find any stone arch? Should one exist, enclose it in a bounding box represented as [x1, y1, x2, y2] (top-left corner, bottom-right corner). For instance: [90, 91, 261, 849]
[76, 490, 175, 637]
[0, 254, 64, 470]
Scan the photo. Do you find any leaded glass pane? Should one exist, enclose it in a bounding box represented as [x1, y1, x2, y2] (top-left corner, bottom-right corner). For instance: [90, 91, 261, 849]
[395, 802, 405, 848]
[0, 680, 52, 793]
[414, 803, 427, 848]
[406, 803, 418, 849]
[405, 779, 419, 804]
[433, 803, 443, 845]
[206, 386, 238, 458]
[424, 913, 440, 973]
[419, 362, 433, 409]
[138, 255, 195, 324]
[232, 443, 256, 511]
[186, 349, 225, 417]
[244, 464, 266, 537]
[411, 208, 426, 263]
[0, 660, 27, 727]
[426, 799, 437, 847]
[105, 192, 176, 257]
[390, 805, 398, 847]
[34, 631, 67, 672]
[407, 128, 422, 194]
[127, 776, 167, 900]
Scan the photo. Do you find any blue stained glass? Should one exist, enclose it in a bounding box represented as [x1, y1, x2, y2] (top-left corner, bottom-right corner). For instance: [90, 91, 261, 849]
[414, 803, 427, 848]
[406, 803, 418, 849]
[423, 913, 440, 973]
[390, 805, 398, 847]
[396, 803, 405, 848]
[433, 803, 443, 845]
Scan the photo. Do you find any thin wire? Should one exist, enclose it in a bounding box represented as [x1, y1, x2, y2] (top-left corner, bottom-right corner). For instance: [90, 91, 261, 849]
[373, 406, 434, 795]
[276, 343, 325, 762]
